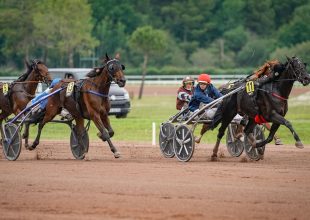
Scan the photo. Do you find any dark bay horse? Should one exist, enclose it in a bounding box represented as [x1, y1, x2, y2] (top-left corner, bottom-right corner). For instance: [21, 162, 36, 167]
[210, 56, 310, 160]
[25, 54, 126, 158]
[0, 60, 51, 126]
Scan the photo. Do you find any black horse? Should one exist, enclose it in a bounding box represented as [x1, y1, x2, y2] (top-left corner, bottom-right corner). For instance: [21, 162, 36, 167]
[211, 56, 310, 160]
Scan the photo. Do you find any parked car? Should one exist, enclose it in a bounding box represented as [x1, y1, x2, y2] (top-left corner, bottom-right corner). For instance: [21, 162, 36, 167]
[42, 68, 130, 118]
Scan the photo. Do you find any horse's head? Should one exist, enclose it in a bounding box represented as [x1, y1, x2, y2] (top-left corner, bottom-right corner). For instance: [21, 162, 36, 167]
[26, 59, 52, 85]
[103, 54, 126, 87]
[286, 56, 310, 86]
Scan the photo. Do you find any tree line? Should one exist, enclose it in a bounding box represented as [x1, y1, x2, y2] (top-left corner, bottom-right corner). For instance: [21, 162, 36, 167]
[0, 0, 309, 76]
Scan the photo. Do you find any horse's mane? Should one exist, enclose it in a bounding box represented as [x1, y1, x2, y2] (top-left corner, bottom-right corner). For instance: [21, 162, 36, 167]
[253, 59, 280, 77]
[86, 67, 104, 78]
[15, 60, 44, 82]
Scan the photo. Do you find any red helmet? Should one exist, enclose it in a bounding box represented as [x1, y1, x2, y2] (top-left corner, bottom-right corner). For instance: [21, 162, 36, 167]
[197, 73, 211, 84]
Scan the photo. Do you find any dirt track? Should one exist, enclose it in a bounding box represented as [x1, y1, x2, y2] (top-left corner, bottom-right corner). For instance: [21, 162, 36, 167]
[1, 141, 310, 220]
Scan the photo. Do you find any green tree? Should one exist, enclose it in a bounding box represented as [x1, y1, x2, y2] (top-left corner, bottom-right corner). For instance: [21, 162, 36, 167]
[270, 41, 310, 63]
[277, 4, 310, 47]
[94, 18, 127, 58]
[161, 0, 215, 53]
[244, 0, 275, 36]
[223, 26, 249, 52]
[0, 0, 36, 66]
[33, 0, 98, 67]
[272, 0, 308, 27]
[236, 38, 276, 67]
[129, 26, 167, 99]
[214, 0, 246, 33]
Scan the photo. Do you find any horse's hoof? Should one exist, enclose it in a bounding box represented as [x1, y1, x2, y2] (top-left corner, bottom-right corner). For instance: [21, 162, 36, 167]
[211, 155, 218, 162]
[114, 152, 121, 158]
[295, 141, 304, 149]
[26, 145, 35, 151]
[194, 136, 201, 144]
[275, 138, 283, 145]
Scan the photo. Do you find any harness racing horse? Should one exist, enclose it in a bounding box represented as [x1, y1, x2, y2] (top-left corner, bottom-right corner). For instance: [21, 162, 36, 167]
[25, 54, 126, 158]
[0, 59, 52, 127]
[210, 56, 310, 160]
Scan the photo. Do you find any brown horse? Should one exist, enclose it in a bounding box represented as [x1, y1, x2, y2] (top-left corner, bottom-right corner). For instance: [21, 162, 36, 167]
[0, 59, 52, 126]
[25, 54, 126, 158]
[210, 56, 310, 160]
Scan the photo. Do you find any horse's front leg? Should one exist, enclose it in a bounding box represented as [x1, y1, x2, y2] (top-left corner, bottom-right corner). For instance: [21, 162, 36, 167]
[101, 112, 114, 138]
[91, 112, 120, 158]
[269, 111, 303, 148]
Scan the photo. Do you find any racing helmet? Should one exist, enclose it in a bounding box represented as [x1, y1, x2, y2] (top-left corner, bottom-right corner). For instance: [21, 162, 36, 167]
[197, 73, 211, 84]
[182, 76, 194, 86]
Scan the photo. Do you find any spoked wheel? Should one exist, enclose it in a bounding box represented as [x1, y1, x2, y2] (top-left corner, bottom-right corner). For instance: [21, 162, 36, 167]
[70, 125, 89, 160]
[173, 125, 194, 162]
[1, 123, 21, 161]
[159, 122, 175, 158]
[244, 125, 266, 161]
[226, 123, 244, 157]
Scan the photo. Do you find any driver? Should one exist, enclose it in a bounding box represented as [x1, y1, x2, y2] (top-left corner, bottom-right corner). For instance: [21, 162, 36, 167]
[176, 76, 194, 110]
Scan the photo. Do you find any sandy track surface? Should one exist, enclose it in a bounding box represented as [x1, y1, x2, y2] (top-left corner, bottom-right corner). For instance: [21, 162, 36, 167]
[1, 141, 310, 220]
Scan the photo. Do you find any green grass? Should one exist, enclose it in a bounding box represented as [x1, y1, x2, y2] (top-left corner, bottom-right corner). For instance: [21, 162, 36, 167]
[28, 95, 310, 145]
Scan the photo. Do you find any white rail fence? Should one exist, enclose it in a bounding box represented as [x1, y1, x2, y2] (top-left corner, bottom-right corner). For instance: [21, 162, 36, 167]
[1, 75, 246, 85]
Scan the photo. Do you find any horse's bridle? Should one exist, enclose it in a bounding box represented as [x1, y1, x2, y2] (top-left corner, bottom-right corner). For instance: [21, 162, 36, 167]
[104, 59, 125, 83]
[286, 57, 307, 83]
[31, 59, 51, 86]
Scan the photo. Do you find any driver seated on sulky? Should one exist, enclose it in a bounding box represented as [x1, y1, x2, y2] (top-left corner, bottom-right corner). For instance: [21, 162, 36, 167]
[176, 76, 194, 111]
[188, 73, 222, 119]
[188, 73, 244, 143]
[26, 78, 72, 121]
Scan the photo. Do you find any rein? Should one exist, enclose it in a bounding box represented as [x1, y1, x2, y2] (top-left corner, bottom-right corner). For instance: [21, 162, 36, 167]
[83, 90, 109, 98]
[11, 81, 42, 84]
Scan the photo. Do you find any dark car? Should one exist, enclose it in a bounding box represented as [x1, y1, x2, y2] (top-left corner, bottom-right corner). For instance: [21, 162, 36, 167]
[43, 68, 130, 118]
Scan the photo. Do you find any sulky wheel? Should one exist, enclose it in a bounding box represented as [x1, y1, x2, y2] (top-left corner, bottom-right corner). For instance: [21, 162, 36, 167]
[173, 125, 194, 162]
[1, 123, 21, 161]
[159, 122, 175, 158]
[226, 123, 244, 157]
[70, 125, 89, 160]
[244, 125, 266, 161]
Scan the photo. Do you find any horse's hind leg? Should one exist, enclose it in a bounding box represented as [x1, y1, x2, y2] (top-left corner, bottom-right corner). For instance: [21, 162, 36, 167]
[27, 109, 58, 150]
[23, 122, 31, 149]
[243, 119, 257, 147]
[195, 123, 209, 144]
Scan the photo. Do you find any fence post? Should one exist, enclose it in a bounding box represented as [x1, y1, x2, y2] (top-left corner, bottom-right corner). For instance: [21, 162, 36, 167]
[152, 122, 156, 146]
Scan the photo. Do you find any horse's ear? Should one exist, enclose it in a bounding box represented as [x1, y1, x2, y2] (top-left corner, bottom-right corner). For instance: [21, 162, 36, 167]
[25, 60, 30, 69]
[273, 63, 286, 73]
[105, 53, 110, 61]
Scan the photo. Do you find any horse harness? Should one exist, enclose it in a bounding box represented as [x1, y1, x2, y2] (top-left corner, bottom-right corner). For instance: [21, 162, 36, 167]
[63, 79, 110, 119]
